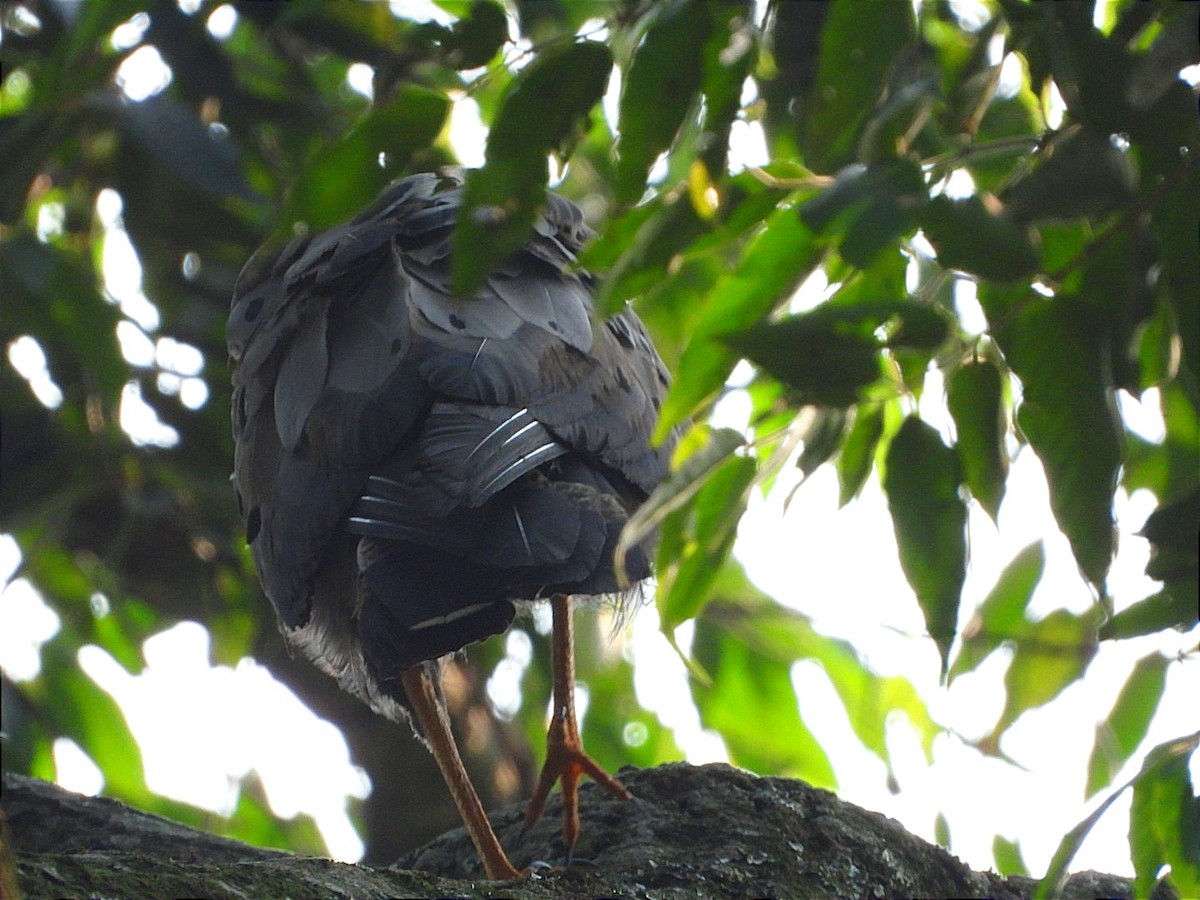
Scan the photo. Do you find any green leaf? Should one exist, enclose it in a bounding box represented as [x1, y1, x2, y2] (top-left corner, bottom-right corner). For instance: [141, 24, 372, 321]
[693, 614, 834, 785]
[950, 541, 1044, 682]
[992, 834, 1029, 877]
[655, 206, 822, 438]
[803, 0, 916, 173]
[707, 560, 938, 768]
[798, 159, 927, 268]
[1130, 735, 1200, 900]
[921, 195, 1038, 282]
[987, 607, 1100, 746]
[837, 404, 885, 506]
[1038, 731, 1200, 900]
[452, 40, 611, 295]
[996, 295, 1121, 591]
[1100, 587, 1199, 640]
[724, 300, 948, 408]
[1001, 129, 1135, 225]
[947, 360, 1008, 521]
[796, 409, 847, 480]
[442, 0, 508, 69]
[614, 1, 710, 202]
[286, 86, 449, 230]
[883, 416, 966, 673]
[618, 426, 744, 580]
[1086, 653, 1169, 798]
[1140, 486, 1200, 584]
[38, 639, 150, 804]
[656, 454, 757, 634]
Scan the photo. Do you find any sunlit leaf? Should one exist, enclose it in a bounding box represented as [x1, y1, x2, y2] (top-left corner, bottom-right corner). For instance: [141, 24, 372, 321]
[950, 541, 1044, 682]
[883, 416, 967, 672]
[1038, 732, 1200, 900]
[656, 454, 756, 634]
[1086, 653, 1169, 798]
[694, 603, 835, 787]
[1129, 735, 1200, 900]
[618, 426, 744, 581]
[655, 206, 822, 438]
[987, 607, 1101, 746]
[724, 300, 948, 408]
[1100, 587, 1199, 641]
[992, 834, 1029, 877]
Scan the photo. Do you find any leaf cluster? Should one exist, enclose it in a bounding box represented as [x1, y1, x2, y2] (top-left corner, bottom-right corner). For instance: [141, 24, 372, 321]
[2, 0, 1197, 893]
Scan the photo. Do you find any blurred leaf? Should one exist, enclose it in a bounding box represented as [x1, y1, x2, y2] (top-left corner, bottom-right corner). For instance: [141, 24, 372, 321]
[995, 295, 1121, 591]
[1100, 587, 1199, 641]
[226, 771, 326, 855]
[655, 205, 822, 438]
[1038, 732, 1200, 900]
[921, 195, 1038, 282]
[950, 541, 1044, 682]
[614, 1, 710, 202]
[574, 611, 683, 772]
[883, 416, 966, 673]
[694, 602, 835, 787]
[1086, 652, 1169, 798]
[992, 834, 1029, 877]
[1140, 486, 1200, 584]
[837, 404, 884, 506]
[442, 1, 508, 69]
[802, 0, 915, 173]
[0, 233, 127, 402]
[1147, 151, 1200, 388]
[987, 607, 1100, 746]
[285, 85, 449, 230]
[618, 426, 744, 579]
[1129, 734, 1200, 900]
[799, 158, 926, 268]
[1001, 129, 1135, 225]
[725, 300, 948, 408]
[796, 409, 846, 481]
[947, 359, 1008, 521]
[453, 40, 611, 295]
[97, 94, 252, 201]
[37, 639, 149, 804]
[656, 454, 756, 634]
[1126, 3, 1199, 111]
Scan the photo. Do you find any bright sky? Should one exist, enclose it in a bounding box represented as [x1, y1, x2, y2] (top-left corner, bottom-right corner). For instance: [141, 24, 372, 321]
[2, 0, 1198, 880]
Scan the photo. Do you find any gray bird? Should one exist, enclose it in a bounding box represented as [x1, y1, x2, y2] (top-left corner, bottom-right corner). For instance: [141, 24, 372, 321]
[228, 169, 674, 878]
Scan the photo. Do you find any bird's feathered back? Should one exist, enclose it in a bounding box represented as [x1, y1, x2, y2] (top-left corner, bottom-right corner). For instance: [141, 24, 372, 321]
[229, 169, 673, 717]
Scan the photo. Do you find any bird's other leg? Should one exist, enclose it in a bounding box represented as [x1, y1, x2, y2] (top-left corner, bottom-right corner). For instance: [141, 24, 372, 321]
[401, 663, 521, 880]
[523, 594, 632, 857]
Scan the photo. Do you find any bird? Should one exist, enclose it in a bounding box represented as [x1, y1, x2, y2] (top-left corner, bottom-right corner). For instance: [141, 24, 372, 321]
[227, 168, 675, 879]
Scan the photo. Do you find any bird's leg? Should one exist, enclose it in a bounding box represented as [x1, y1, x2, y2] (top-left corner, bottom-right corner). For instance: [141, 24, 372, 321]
[524, 594, 632, 855]
[401, 664, 521, 881]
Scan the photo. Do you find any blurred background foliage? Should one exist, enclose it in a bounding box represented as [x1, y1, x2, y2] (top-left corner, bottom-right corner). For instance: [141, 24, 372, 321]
[1, 0, 1197, 895]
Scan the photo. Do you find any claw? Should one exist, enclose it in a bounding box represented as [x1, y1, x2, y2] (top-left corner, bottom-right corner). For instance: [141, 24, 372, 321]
[523, 595, 632, 853]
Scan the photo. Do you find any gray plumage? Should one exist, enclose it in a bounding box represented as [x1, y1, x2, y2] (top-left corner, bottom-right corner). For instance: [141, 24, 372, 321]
[229, 169, 674, 719]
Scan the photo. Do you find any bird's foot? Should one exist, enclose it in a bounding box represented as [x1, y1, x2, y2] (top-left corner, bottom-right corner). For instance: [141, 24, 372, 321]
[522, 710, 632, 852]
